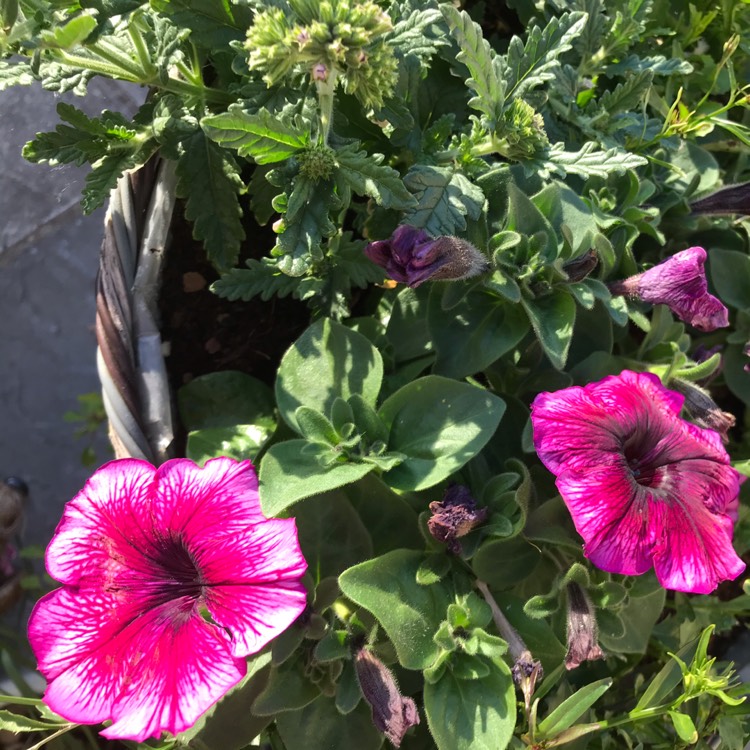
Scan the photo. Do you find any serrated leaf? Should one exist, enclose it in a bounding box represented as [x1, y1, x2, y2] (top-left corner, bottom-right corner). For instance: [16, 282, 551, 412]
[0, 61, 34, 91]
[335, 143, 415, 210]
[605, 54, 693, 76]
[202, 107, 309, 164]
[403, 165, 485, 236]
[386, 3, 445, 62]
[503, 12, 587, 99]
[150, 0, 247, 48]
[441, 5, 505, 125]
[211, 258, 301, 302]
[596, 70, 654, 118]
[274, 176, 336, 276]
[176, 129, 245, 271]
[0, 710, 65, 732]
[533, 142, 647, 180]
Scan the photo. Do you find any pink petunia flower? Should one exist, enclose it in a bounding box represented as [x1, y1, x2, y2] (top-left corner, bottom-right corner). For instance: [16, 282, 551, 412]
[608, 247, 729, 331]
[531, 370, 745, 594]
[28, 457, 307, 742]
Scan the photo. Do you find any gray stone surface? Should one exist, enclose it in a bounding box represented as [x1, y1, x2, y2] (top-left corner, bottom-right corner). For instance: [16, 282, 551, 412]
[0, 79, 143, 549]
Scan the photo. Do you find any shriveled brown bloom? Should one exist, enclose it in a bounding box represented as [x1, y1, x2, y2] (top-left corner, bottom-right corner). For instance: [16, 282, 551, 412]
[427, 485, 489, 553]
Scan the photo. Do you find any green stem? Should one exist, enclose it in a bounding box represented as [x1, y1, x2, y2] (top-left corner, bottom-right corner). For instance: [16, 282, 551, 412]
[315, 67, 338, 145]
[127, 20, 155, 78]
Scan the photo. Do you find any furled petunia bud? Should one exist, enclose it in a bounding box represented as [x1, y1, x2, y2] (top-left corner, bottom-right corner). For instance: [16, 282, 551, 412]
[608, 247, 729, 331]
[563, 249, 598, 282]
[690, 182, 750, 216]
[354, 646, 419, 747]
[564, 583, 604, 671]
[427, 485, 488, 554]
[364, 226, 490, 288]
[671, 379, 736, 443]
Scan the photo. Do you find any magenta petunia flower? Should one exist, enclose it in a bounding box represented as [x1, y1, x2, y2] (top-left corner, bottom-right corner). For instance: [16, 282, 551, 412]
[608, 247, 729, 331]
[364, 225, 489, 288]
[531, 370, 745, 594]
[28, 457, 307, 741]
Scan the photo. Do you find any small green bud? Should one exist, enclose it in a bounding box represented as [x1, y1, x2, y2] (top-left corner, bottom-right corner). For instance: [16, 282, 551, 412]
[298, 144, 337, 181]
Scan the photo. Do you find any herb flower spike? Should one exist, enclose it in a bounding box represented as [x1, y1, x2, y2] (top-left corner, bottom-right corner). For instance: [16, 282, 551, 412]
[608, 247, 729, 332]
[531, 371, 745, 594]
[365, 225, 490, 288]
[28, 458, 307, 741]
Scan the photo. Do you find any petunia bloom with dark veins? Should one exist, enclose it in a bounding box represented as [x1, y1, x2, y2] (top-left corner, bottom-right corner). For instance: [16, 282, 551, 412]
[608, 247, 729, 332]
[364, 225, 490, 288]
[531, 370, 745, 594]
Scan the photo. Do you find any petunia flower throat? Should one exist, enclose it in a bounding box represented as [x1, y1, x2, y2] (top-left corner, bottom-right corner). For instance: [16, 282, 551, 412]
[28, 457, 308, 742]
[531, 371, 744, 594]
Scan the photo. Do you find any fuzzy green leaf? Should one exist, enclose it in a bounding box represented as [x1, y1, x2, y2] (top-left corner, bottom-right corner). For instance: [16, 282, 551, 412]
[503, 12, 587, 99]
[605, 54, 693, 76]
[403, 165, 485, 236]
[0, 61, 34, 91]
[335, 143, 416, 209]
[176, 129, 245, 271]
[38, 10, 97, 49]
[0, 710, 65, 732]
[522, 290, 576, 370]
[596, 69, 654, 119]
[387, 2, 445, 62]
[533, 142, 647, 180]
[211, 259, 301, 302]
[202, 107, 309, 164]
[441, 5, 505, 125]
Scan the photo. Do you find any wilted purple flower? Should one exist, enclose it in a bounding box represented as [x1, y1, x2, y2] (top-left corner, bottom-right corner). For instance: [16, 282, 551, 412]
[608, 247, 729, 331]
[364, 225, 489, 288]
[671, 379, 735, 443]
[427, 485, 488, 554]
[690, 182, 750, 215]
[564, 583, 604, 671]
[563, 249, 598, 282]
[354, 646, 419, 747]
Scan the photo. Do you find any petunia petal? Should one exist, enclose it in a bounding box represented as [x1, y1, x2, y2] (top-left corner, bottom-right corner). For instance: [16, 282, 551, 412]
[152, 458, 266, 539]
[555, 465, 654, 576]
[45, 459, 156, 586]
[195, 518, 307, 585]
[205, 581, 308, 658]
[102, 602, 245, 741]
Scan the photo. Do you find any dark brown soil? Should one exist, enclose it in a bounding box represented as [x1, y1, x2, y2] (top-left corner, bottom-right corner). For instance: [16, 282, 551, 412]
[158, 199, 311, 446]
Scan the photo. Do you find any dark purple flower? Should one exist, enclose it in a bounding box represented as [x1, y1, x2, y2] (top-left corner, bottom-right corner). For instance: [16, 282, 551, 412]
[364, 226, 489, 288]
[671, 379, 735, 443]
[690, 182, 750, 216]
[608, 247, 729, 331]
[427, 485, 488, 553]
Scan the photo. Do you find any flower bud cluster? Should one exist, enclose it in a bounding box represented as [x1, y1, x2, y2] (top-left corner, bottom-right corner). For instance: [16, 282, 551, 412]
[245, 0, 398, 108]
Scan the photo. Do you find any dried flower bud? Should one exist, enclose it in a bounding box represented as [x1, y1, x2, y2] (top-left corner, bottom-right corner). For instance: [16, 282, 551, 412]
[354, 647, 419, 747]
[690, 181, 750, 216]
[563, 249, 598, 282]
[671, 379, 736, 443]
[427, 485, 488, 554]
[565, 583, 604, 671]
[365, 226, 490, 288]
[608, 247, 729, 332]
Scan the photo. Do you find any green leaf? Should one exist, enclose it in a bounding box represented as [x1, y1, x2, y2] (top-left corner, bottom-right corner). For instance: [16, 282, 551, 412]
[178, 371, 275, 430]
[0, 710, 64, 732]
[295, 491, 373, 578]
[668, 711, 698, 744]
[379, 376, 505, 491]
[276, 319, 383, 434]
[471, 538, 541, 589]
[0, 61, 35, 91]
[440, 5, 505, 125]
[339, 549, 454, 669]
[522, 291, 577, 370]
[252, 658, 320, 716]
[202, 107, 309, 164]
[503, 12, 587, 99]
[275, 176, 336, 276]
[186, 424, 274, 465]
[386, 4, 445, 62]
[335, 143, 416, 209]
[536, 678, 612, 738]
[211, 258, 301, 301]
[429, 288, 530, 377]
[423, 661, 515, 750]
[83, 144, 158, 212]
[596, 70, 654, 119]
[276, 697, 383, 750]
[259, 440, 374, 517]
[533, 142, 648, 180]
[150, 0, 247, 48]
[176, 129, 245, 271]
[710, 248, 750, 310]
[605, 55, 693, 76]
[403, 165, 485, 236]
[598, 581, 665, 654]
[39, 10, 97, 49]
